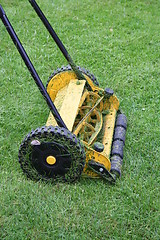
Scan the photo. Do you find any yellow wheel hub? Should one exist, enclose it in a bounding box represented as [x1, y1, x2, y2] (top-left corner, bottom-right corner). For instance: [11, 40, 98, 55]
[46, 156, 56, 165]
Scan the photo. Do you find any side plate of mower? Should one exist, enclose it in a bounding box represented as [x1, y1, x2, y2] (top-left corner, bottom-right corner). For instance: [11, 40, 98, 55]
[0, 0, 127, 183]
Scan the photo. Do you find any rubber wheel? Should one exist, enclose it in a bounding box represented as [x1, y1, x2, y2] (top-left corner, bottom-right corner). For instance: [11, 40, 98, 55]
[18, 126, 86, 183]
[46, 65, 99, 88]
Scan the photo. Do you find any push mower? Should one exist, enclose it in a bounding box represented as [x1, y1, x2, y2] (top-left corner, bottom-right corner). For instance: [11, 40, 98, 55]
[0, 0, 127, 183]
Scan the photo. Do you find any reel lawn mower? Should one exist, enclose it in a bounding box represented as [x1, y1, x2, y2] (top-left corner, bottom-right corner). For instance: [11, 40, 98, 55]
[0, 0, 127, 183]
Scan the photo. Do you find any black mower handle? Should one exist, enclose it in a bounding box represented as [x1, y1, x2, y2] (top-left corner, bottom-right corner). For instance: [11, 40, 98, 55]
[28, 0, 69, 65]
[28, 0, 86, 81]
[0, 5, 5, 18]
[0, 4, 67, 129]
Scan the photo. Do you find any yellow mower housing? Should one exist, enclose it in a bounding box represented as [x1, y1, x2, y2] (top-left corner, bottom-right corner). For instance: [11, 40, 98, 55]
[46, 66, 127, 182]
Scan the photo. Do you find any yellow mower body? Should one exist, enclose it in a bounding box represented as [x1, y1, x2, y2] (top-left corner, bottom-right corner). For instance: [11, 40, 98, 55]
[46, 70, 119, 178]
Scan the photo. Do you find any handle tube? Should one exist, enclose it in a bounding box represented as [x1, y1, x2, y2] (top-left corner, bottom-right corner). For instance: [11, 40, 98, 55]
[28, 0, 86, 80]
[0, 5, 67, 129]
[0, 5, 5, 18]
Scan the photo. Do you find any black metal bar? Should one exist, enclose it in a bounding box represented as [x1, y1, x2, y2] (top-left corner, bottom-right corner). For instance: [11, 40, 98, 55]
[0, 5, 67, 129]
[28, 0, 86, 80]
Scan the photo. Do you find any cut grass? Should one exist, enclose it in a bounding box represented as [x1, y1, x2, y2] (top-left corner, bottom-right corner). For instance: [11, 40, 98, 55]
[0, 0, 160, 239]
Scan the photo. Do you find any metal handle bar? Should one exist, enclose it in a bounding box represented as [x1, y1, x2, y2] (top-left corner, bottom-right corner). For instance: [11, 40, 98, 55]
[28, 0, 86, 80]
[0, 4, 67, 129]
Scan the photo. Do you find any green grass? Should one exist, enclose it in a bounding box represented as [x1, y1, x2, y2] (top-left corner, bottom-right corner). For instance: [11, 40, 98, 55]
[0, 0, 160, 239]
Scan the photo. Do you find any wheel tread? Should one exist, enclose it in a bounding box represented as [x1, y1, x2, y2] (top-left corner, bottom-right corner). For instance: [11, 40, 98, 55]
[19, 126, 85, 183]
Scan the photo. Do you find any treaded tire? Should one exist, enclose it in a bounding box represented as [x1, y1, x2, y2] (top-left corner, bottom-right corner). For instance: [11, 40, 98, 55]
[46, 65, 99, 88]
[18, 126, 86, 183]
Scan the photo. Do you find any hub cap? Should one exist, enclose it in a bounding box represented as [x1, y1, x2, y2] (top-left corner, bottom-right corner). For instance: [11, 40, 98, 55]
[46, 156, 56, 165]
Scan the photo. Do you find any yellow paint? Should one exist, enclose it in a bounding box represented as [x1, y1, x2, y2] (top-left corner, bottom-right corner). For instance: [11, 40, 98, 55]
[73, 92, 104, 144]
[58, 80, 86, 131]
[74, 109, 103, 146]
[46, 70, 120, 178]
[46, 79, 85, 130]
[46, 70, 102, 101]
[82, 144, 111, 177]
[46, 156, 56, 165]
[46, 85, 68, 126]
[102, 107, 117, 158]
[103, 95, 119, 111]
[47, 71, 74, 102]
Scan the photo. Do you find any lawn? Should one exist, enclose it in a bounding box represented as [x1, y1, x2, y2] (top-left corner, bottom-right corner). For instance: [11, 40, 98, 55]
[0, 0, 160, 239]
